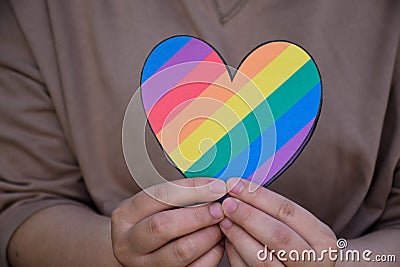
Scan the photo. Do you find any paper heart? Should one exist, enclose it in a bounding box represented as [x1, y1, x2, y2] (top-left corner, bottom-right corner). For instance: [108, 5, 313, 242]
[141, 36, 321, 187]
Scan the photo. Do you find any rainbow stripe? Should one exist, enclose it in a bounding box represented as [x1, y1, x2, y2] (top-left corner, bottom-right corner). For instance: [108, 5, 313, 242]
[141, 36, 321, 186]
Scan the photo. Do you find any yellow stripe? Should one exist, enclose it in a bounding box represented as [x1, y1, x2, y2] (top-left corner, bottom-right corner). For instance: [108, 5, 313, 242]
[169, 45, 310, 170]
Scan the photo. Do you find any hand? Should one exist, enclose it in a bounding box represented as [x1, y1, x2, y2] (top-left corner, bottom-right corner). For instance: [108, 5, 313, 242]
[111, 178, 227, 267]
[220, 178, 337, 267]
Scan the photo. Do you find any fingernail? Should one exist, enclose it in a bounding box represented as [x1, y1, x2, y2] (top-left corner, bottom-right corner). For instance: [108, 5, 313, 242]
[209, 179, 226, 194]
[222, 198, 238, 214]
[220, 218, 233, 229]
[227, 178, 244, 195]
[209, 203, 224, 219]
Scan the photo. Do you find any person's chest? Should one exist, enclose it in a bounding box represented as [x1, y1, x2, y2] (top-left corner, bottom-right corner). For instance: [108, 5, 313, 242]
[31, 0, 398, 235]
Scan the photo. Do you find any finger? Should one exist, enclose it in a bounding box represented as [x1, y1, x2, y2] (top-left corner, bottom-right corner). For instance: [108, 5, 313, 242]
[226, 178, 336, 250]
[225, 239, 247, 267]
[222, 197, 312, 254]
[144, 225, 223, 267]
[187, 242, 225, 267]
[146, 178, 227, 206]
[131, 202, 224, 253]
[221, 219, 284, 267]
[115, 178, 226, 225]
[111, 178, 226, 257]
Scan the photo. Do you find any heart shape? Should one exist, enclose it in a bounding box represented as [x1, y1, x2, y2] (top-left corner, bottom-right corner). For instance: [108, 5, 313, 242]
[141, 35, 321, 187]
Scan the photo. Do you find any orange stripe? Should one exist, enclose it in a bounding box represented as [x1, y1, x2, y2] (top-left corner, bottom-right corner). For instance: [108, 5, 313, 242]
[239, 42, 291, 78]
[157, 42, 290, 151]
[177, 85, 236, 144]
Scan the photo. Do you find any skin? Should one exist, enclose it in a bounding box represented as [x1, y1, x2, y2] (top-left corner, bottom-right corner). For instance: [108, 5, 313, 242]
[8, 178, 227, 267]
[221, 178, 337, 267]
[7, 177, 399, 266]
[110, 178, 227, 266]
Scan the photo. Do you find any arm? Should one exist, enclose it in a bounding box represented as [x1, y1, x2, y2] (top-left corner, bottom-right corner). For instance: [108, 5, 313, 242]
[0, 2, 100, 265]
[7, 204, 121, 267]
[7, 178, 228, 267]
[335, 44, 400, 266]
[0, 2, 226, 266]
[335, 229, 400, 267]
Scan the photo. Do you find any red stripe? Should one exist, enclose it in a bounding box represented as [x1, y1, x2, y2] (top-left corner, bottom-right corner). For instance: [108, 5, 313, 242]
[147, 52, 225, 134]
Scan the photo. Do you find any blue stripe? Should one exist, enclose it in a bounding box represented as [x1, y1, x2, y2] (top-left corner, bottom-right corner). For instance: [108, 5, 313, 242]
[216, 82, 321, 179]
[142, 36, 191, 83]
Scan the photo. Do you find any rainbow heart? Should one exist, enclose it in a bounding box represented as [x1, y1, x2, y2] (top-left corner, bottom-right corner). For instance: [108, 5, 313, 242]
[141, 36, 321, 187]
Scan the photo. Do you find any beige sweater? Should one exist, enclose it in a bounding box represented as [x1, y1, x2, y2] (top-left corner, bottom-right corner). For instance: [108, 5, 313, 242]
[0, 0, 399, 266]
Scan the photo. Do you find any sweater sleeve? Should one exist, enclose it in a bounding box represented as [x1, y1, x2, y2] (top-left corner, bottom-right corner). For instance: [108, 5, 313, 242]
[370, 38, 400, 233]
[0, 1, 93, 266]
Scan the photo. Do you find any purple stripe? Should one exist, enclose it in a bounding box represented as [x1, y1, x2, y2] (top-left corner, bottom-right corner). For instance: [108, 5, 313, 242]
[156, 39, 213, 75]
[249, 119, 315, 186]
[142, 39, 213, 111]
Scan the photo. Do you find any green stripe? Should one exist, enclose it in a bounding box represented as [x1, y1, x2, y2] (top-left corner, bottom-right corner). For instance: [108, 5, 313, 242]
[184, 59, 320, 177]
